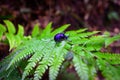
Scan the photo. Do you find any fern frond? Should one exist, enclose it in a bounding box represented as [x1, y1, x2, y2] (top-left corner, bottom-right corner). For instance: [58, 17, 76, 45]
[7, 39, 44, 70]
[66, 28, 87, 36]
[33, 45, 56, 80]
[68, 30, 99, 38]
[17, 24, 24, 37]
[88, 66, 96, 80]
[67, 30, 100, 47]
[4, 20, 16, 34]
[40, 22, 53, 39]
[0, 50, 20, 79]
[94, 52, 120, 64]
[73, 53, 89, 80]
[1, 20, 120, 80]
[51, 24, 70, 36]
[78, 31, 99, 38]
[33, 43, 55, 80]
[105, 34, 120, 47]
[31, 24, 40, 37]
[5, 33, 15, 50]
[97, 59, 120, 80]
[6, 33, 24, 50]
[4, 22, 26, 50]
[49, 41, 67, 80]
[33, 53, 54, 80]
[49, 55, 64, 80]
[0, 24, 6, 40]
[7, 46, 34, 70]
[34, 62, 48, 80]
[69, 36, 105, 52]
[0, 69, 21, 80]
[76, 28, 88, 33]
[22, 40, 55, 80]
[84, 36, 105, 51]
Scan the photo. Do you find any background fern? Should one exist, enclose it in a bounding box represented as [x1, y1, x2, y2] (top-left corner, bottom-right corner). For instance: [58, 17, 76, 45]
[0, 20, 120, 80]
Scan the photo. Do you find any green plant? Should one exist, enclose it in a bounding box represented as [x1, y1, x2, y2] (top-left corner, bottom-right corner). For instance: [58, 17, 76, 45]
[0, 20, 30, 50]
[0, 20, 120, 80]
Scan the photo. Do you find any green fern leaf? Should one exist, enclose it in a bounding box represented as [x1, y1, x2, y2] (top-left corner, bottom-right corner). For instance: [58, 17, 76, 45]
[33, 47, 55, 80]
[34, 63, 48, 80]
[33, 46, 55, 80]
[97, 59, 120, 80]
[94, 52, 120, 65]
[49, 41, 67, 80]
[22, 40, 55, 80]
[40, 22, 52, 38]
[51, 24, 70, 36]
[31, 24, 40, 37]
[88, 66, 96, 80]
[49, 54, 65, 80]
[77, 31, 99, 38]
[6, 33, 23, 50]
[73, 53, 89, 80]
[0, 50, 20, 79]
[0, 24, 6, 40]
[14, 35, 22, 47]
[66, 28, 87, 36]
[6, 33, 16, 50]
[105, 34, 120, 47]
[85, 36, 105, 51]
[7, 39, 41, 70]
[17, 24, 24, 36]
[4, 20, 16, 34]
[21, 51, 42, 80]
[76, 28, 88, 33]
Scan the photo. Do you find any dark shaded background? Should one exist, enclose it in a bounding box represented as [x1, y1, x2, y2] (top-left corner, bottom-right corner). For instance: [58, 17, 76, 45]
[0, 0, 120, 31]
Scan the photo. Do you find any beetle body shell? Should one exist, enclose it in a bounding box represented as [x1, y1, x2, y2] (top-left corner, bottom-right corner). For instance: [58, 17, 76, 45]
[54, 33, 68, 42]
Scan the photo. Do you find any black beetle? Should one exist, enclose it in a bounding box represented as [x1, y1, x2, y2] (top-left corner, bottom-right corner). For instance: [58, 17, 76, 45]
[54, 33, 68, 42]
